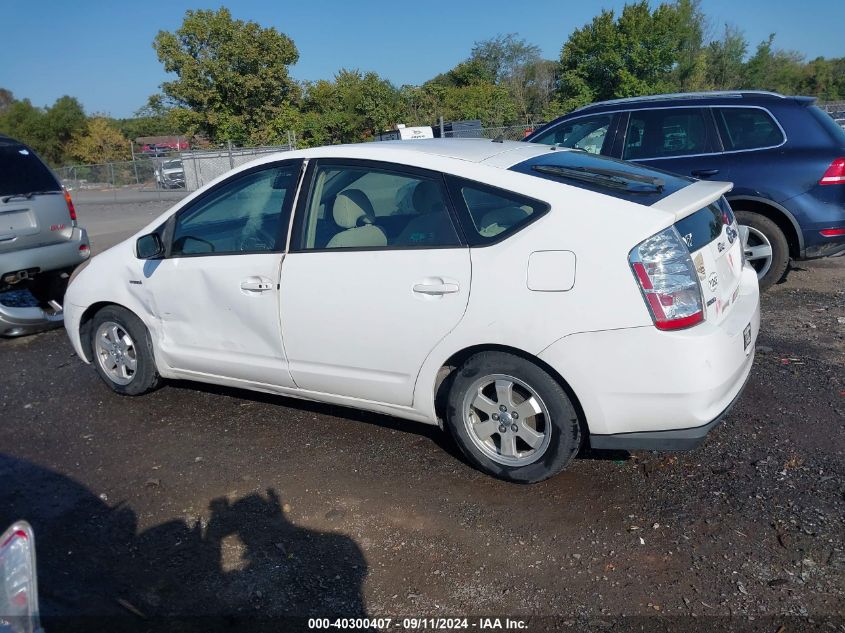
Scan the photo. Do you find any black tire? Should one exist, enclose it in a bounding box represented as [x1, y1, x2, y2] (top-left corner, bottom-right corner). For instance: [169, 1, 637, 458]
[89, 305, 160, 396]
[735, 210, 790, 292]
[445, 351, 581, 483]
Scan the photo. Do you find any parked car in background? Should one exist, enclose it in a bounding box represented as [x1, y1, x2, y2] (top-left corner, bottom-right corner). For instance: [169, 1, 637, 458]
[64, 139, 758, 482]
[154, 158, 185, 189]
[525, 91, 845, 290]
[0, 135, 90, 336]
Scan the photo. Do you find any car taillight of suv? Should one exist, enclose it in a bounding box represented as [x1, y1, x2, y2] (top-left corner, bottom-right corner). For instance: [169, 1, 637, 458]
[629, 227, 704, 330]
[819, 158, 845, 185]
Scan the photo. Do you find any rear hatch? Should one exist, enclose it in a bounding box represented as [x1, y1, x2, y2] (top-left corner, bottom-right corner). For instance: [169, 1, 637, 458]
[0, 139, 70, 255]
[670, 197, 744, 324]
[509, 149, 744, 325]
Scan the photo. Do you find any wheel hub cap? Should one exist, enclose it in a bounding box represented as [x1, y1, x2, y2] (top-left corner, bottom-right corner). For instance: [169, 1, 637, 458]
[462, 374, 552, 467]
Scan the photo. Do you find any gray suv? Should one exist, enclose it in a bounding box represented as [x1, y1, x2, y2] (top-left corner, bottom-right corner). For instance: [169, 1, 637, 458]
[0, 135, 90, 336]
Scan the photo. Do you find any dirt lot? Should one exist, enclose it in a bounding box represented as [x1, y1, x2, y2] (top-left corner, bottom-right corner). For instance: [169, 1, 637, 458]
[0, 198, 842, 632]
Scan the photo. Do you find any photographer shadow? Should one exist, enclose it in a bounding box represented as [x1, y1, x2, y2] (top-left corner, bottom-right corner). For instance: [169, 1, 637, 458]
[0, 453, 369, 632]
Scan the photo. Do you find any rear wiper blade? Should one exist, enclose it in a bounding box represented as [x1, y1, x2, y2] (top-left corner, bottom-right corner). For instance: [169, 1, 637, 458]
[531, 165, 664, 193]
[1, 190, 62, 203]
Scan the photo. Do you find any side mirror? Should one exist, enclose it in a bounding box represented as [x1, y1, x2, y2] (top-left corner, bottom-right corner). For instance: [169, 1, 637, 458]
[136, 233, 164, 259]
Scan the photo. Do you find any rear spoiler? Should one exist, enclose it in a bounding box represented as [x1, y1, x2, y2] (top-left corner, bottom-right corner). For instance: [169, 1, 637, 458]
[650, 180, 733, 222]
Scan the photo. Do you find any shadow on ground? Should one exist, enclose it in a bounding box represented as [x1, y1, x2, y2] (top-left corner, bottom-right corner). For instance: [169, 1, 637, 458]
[0, 454, 370, 632]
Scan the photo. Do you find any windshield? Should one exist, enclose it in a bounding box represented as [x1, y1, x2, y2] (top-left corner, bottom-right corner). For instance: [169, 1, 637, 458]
[508, 149, 692, 205]
[0, 141, 61, 198]
[163, 160, 182, 170]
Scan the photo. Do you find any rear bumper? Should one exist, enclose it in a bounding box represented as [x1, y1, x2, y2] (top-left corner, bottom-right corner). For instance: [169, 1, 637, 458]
[0, 300, 64, 337]
[588, 369, 750, 450]
[803, 237, 845, 259]
[538, 264, 760, 443]
[0, 227, 90, 277]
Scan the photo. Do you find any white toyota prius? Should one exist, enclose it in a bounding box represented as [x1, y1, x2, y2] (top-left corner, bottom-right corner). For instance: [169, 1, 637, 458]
[64, 139, 760, 483]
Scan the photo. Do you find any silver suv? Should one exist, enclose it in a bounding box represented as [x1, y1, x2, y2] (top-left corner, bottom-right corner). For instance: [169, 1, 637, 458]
[0, 135, 90, 336]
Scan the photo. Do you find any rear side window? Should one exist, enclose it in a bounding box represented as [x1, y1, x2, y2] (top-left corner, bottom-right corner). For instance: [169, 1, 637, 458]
[714, 107, 784, 151]
[623, 109, 709, 160]
[447, 177, 548, 245]
[0, 142, 60, 197]
[531, 115, 613, 154]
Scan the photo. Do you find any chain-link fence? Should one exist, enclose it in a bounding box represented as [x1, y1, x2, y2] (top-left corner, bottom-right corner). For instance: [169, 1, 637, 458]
[56, 143, 295, 193]
[180, 144, 293, 190]
[819, 101, 845, 130]
[442, 123, 541, 141]
[56, 123, 546, 193]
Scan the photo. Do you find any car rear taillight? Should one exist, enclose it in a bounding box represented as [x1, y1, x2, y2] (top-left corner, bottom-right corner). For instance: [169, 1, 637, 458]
[819, 158, 845, 185]
[629, 227, 704, 331]
[0, 522, 41, 632]
[63, 188, 77, 225]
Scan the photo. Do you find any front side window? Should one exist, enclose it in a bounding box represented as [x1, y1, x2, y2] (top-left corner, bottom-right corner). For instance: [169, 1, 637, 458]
[623, 108, 709, 160]
[449, 178, 548, 245]
[295, 163, 461, 250]
[714, 107, 784, 151]
[531, 115, 613, 154]
[171, 162, 299, 256]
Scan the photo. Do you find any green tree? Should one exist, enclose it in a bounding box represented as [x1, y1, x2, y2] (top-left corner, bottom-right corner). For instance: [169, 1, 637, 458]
[43, 96, 87, 164]
[666, 0, 709, 91]
[70, 117, 130, 163]
[0, 88, 13, 112]
[743, 34, 804, 94]
[798, 57, 845, 100]
[0, 94, 86, 165]
[556, 2, 683, 111]
[300, 69, 403, 146]
[152, 7, 300, 144]
[704, 25, 748, 89]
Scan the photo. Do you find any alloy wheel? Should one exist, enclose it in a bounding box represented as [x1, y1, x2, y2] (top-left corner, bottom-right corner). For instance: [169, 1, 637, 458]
[462, 374, 552, 466]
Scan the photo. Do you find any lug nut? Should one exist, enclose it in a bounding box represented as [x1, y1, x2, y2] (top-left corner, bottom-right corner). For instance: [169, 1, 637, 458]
[492, 413, 499, 421]
[511, 424, 518, 433]
[511, 411, 519, 419]
[499, 404, 507, 412]
[498, 425, 507, 433]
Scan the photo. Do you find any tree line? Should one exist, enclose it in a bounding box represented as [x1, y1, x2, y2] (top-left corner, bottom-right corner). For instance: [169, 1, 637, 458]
[2, 1, 843, 166]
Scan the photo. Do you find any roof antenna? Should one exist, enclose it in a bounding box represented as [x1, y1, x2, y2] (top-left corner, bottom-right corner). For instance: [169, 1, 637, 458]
[491, 135, 504, 143]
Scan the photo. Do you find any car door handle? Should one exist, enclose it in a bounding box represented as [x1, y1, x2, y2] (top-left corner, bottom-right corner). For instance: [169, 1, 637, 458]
[691, 169, 719, 178]
[413, 280, 460, 295]
[240, 277, 273, 292]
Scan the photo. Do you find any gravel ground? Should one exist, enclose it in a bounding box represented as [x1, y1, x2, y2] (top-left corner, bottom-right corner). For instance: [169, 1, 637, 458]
[0, 201, 842, 632]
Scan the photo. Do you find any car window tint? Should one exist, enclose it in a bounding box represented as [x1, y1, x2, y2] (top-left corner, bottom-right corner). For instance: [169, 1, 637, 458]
[452, 178, 548, 244]
[171, 164, 297, 256]
[623, 109, 708, 160]
[0, 141, 60, 197]
[715, 107, 784, 150]
[298, 164, 461, 250]
[531, 115, 613, 154]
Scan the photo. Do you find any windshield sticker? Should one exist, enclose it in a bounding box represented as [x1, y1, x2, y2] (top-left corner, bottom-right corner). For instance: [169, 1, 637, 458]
[682, 232, 693, 248]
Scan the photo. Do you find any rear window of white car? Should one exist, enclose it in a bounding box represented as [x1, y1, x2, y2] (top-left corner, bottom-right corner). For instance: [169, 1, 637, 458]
[446, 177, 549, 245]
[0, 140, 61, 197]
[509, 149, 692, 206]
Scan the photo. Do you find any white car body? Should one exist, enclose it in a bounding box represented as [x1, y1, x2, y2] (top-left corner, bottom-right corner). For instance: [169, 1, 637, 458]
[64, 139, 759, 458]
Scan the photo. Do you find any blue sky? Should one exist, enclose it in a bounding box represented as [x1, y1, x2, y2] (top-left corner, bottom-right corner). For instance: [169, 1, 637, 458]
[1, 0, 842, 118]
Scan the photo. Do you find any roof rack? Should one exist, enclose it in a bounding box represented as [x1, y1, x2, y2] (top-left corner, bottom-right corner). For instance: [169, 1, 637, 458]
[574, 90, 786, 112]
